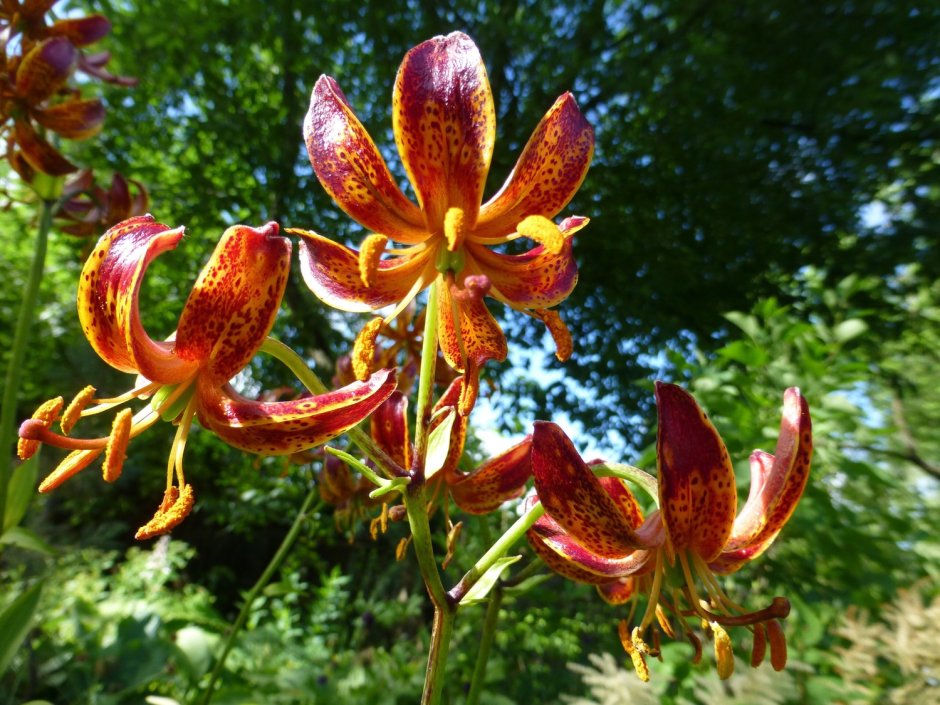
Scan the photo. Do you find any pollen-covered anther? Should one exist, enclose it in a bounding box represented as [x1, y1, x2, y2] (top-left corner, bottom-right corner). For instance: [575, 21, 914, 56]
[17, 396, 64, 459]
[766, 619, 788, 671]
[352, 317, 384, 382]
[38, 449, 100, 492]
[712, 622, 735, 680]
[444, 207, 467, 252]
[618, 621, 650, 682]
[102, 408, 132, 483]
[61, 385, 96, 434]
[517, 214, 564, 254]
[751, 622, 767, 668]
[395, 535, 412, 561]
[358, 234, 388, 287]
[655, 604, 677, 639]
[369, 501, 390, 540]
[533, 308, 573, 361]
[134, 483, 195, 540]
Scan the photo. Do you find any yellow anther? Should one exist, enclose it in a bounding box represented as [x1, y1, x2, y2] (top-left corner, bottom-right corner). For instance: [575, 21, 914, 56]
[358, 234, 388, 287]
[369, 502, 390, 540]
[444, 207, 466, 252]
[102, 408, 132, 483]
[517, 215, 564, 254]
[711, 622, 735, 680]
[655, 604, 676, 639]
[766, 619, 788, 671]
[618, 621, 651, 682]
[135, 483, 196, 540]
[38, 449, 100, 492]
[751, 623, 767, 668]
[395, 535, 412, 561]
[352, 317, 384, 382]
[17, 396, 63, 460]
[61, 385, 96, 435]
[442, 520, 463, 570]
[533, 308, 573, 361]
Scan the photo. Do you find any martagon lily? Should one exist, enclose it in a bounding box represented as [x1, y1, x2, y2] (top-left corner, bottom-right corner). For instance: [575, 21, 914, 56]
[296, 31, 594, 412]
[526, 383, 812, 680]
[18, 215, 397, 539]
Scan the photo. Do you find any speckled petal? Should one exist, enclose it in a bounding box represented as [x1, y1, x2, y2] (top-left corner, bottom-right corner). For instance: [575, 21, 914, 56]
[596, 577, 640, 605]
[655, 382, 737, 562]
[449, 436, 532, 514]
[531, 421, 653, 557]
[371, 391, 412, 470]
[78, 215, 197, 383]
[47, 15, 111, 47]
[197, 369, 397, 455]
[174, 223, 290, 385]
[476, 93, 594, 240]
[15, 37, 77, 104]
[710, 389, 812, 574]
[33, 98, 105, 139]
[437, 274, 507, 372]
[14, 119, 76, 175]
[304, 76, 427, 244]
[296, 229, 434, 312]
[393, 31, 495, 230]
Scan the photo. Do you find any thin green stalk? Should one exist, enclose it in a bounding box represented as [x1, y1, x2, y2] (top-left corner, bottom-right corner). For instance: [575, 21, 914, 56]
[593, 462, 660, 505]
[195, 483, 318, 705]
[422, 605, 455, 705]
[465, 585, 503, 705]
[404, 484, 450, 610]
[0, 200, 54, 532]
[412, 281, 439, 473]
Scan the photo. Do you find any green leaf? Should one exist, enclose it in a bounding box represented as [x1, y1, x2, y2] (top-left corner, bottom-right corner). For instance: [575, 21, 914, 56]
[716, 339, 769, 367]
[502, 573, 551, 596]
[724, 311, 761, 340]
[459, 555, 521, 607]
[368, 477, 410, 499]
[834, 318, 868, 343]
[0, 527, 54, 556]
[424, 409, 456, 479]
[0, 580, 44, 674]
[4, 455, 39, 532]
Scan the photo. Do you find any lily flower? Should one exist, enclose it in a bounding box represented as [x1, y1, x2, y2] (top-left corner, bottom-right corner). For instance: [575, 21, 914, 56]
[56, 169, 149, 237]
[526, 383, 812, 680]
[296, 31, 593, 411]
[18, 215, 397, 539]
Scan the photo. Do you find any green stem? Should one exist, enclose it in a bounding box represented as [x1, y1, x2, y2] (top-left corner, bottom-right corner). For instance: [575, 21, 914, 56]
[449, 502, 545, 604]
[465, 585, 503, 705]
[404, 484, 450, 610]
[412, 281, 439, 474]
[593, 462, 660, 506]
[195, 482, 318, 705]
[422, 604, 456, 705]
[0, 200, 54, 533]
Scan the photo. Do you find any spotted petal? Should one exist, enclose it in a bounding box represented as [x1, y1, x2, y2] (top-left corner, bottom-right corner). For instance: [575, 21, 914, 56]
[655, 382, 737, 562]
[304, 76, 426, 244]
[33, 98, 105, 139]
[296, 229, 434, 312]
[449, 436, 532, 514]
[197, 369, 398, 455]
[78, 215, 197, 383]
[709, 389, 813, 574]
[13, 119, 76, 175]
[48, 15, 111, 47]
[437, 274, 508, 372]
[476, 93, 594, 240]
[15, 37, 77, 104]
[393, 31, 495, 229]
[531, 421, 655, 557]
[175, 222, 290, 385]
[371, 391, 412, 470]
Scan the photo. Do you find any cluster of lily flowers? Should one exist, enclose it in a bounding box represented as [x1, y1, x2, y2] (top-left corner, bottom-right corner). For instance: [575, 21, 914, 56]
[16, 31, 814, 682]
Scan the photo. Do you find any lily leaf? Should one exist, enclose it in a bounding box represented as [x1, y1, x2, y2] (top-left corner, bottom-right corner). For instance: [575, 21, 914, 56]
[833, 318, 868, 343]
[0, 580, 44, 674]
[424, 409, 456, 479]
[459, 555, 521, 607]
[0, 527, 54, 556]
[369, 477, 410, 499]
[4, 455, 39, 533]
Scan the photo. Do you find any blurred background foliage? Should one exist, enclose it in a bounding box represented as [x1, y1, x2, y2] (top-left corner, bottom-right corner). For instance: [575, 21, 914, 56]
[2, 0, 938, 703]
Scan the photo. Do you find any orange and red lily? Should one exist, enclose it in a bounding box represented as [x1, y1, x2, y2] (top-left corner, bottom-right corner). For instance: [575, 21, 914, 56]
[18, 215, 396, 539]
[56, 169, 149, 237]
[297, 31, 593, 411]
[526, 383, 812, 680]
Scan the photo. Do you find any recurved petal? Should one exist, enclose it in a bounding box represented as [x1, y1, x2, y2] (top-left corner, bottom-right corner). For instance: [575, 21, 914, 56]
[14, 119, 77, 175]
[596, 577, 640, 605]
[393, 31, 495, 229]
[78, 215, 198, 383]
[33, 98, 105, 139]
[15, 37, 77, 104]
[296, 229, 434, 312]
[437, 274, 507, 372]
[304, 76, 427, 244]
[465, 235, 577, 310]
[174, 222, 290, 385]
[197, 369, 398, 455]
[449, 436, 532, 514]
[710, 389, 812, 574]
[47, 15, 111, 47]
[655, 382, 737, 562]
[370, 391, 412, 470]
[476, 93, 594, 240]
[531, 421, 653, 557]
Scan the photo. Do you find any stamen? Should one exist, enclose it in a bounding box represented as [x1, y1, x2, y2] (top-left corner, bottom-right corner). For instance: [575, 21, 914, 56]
[751, 623, 767, 668]
[61, 386, 96, 434]
[358, 234, 388, 287]
[766, 619, 788, 671]
[442, 520, 463, 570]
[38, 449, 101, 492]
[701, 596, 791, 628]
[134, 483, 196, 540]
[102, 408, 132, 483]
[85, 379, 161, 412]
[395, 535, 412, 561]
[382, 262, 437, 325]
[531, 308, 573, 361]
[618, 621, 650, 682]
[352, 317, 384, 381]
[638, 549, 666, 632]
[370, 502, 390, 539]
[517, 215, 564, 254]
[170, 396, 199, 488]
[655, 604, 677, 639]
[444, 207, 466, 252]
[459, 368, 479, 416]
[17, 396, 64, 459]
[687, 630, 703, 664]
[711, 622, 735, 680]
